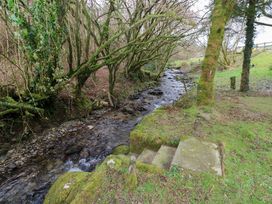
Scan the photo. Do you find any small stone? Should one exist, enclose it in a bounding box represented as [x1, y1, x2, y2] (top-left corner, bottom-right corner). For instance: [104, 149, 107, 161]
[6, 149, 15, 157]
[79, 159, 91, 171]
[122, 107, 135, 115]
[87, 125, 94, 130]
[107, 159, 115, 169]
[0, 155, 6, 162]
[15, 160, 24, 167]
[63, 183, 71, 189]
[148, 89, 163, 96]
[80, 148, 90, 159]
[65, 145, 82, 155]
[199, 112, 211, 121]
[8, 163, 16, 170]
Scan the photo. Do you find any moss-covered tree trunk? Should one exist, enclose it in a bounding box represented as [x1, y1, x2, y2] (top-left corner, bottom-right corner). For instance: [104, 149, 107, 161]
[240, 0, 256, 92]
[197, 0, 235, 105]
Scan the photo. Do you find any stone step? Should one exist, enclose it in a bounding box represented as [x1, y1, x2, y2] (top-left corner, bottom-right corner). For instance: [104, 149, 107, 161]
[152, 145, 176, 170]
[171, 138, 222, 176]
[137, 149, 157, 164]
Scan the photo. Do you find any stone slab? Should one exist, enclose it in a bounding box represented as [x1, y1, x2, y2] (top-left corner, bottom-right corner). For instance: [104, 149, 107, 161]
[171, 138, 222, 176]
[137, 149, 157, 164]
[152, 145, 176, 170]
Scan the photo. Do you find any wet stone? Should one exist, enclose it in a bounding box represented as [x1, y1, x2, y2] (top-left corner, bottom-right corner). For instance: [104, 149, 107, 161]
[148, 89, 163, 96]
[80, 148, 90, 159]
[65, 145, 82, 155]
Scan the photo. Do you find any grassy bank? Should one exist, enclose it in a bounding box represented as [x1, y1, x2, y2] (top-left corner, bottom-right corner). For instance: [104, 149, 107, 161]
[45, 51, 272, 204]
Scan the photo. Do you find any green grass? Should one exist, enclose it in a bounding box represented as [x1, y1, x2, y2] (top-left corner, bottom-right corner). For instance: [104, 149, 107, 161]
[45, 101, 272, 203]
[130, 106, 198, 153]
[45, 51, 272, 204]
[168, 57, 203, 68]
[215, 51, 272, 90]
[105, 96, 272, 203]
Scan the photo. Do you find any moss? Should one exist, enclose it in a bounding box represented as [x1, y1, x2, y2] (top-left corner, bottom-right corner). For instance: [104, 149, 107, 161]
[44, 172, 90, 204]
[180, 135, 190, 141]
[136, 161, 164, 174]
[112, 145, 130, 155]
[45, 153, 168, 203]
[125, 172, 138, 191]
[196, 0, 235, 105]
[75, 94, 94, 114]
[130, 106, 197, 153]
[45, 155, 130, 204]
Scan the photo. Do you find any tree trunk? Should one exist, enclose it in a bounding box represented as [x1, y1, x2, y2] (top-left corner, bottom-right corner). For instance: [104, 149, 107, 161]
[197, 0, 234, 105]
[240, 0, 256, 92]
[108, 67, 115, 107]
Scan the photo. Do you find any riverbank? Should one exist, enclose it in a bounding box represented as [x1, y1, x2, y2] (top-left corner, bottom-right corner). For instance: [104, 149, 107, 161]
[45, 51, 272, 203]
[0, 69, 192, 203]
[45, 92, 272, 203]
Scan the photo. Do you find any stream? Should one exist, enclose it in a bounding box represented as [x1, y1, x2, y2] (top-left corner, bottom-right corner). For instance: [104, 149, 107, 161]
[0, 69, 194, 204]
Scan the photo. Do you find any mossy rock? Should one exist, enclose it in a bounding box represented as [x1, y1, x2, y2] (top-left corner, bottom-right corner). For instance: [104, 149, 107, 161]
[112, 145, 130, 155]
[44, 172, 91, 204]
[45, 155, 130, 204]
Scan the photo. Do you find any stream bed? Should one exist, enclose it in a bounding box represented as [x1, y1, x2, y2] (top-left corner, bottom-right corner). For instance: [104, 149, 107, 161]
[0, 69, 194, 204]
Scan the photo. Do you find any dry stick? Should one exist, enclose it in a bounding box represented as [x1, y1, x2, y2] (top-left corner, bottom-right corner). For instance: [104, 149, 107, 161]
[182, 80, 188, 93]
[218, 142, 225, 177]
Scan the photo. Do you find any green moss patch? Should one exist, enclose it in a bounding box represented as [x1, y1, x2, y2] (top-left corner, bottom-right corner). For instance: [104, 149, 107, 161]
[45, 154, 167, 204]
[45, 155, 130, 204]
[130, 106, 198, 153]
[112, 145, 130, 155]
[44, 172, 90, 204]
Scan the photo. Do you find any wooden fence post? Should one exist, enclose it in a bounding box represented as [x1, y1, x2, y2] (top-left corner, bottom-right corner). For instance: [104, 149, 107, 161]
[230, 76, 236, 90]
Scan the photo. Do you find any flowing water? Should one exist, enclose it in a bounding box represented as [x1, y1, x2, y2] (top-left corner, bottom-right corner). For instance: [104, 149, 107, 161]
[0, 69, 194, 204]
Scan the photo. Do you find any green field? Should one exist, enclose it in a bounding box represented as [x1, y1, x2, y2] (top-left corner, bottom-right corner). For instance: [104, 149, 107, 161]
[215, 52, 272, 90]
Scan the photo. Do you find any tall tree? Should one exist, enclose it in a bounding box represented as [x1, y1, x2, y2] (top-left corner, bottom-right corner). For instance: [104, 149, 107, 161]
[197, 0, 235, 105]
[240, 0, 257, 92]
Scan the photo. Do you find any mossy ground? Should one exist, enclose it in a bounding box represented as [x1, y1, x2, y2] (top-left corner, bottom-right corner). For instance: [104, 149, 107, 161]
[45, 51, 272, 203]
[130, 106, 198, 153]
[112, 145, 130, 155]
